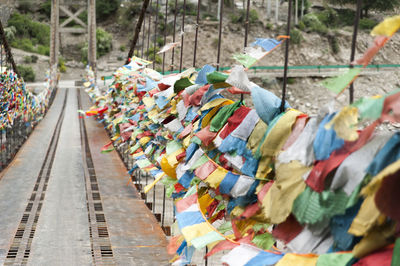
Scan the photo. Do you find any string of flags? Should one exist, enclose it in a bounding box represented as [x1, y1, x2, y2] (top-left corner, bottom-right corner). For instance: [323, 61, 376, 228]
[82, 16, 400, 265]
[0, 70, 54, 130]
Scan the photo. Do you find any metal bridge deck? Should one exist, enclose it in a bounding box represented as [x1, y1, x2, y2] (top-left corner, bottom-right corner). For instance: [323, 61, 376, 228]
[0, 87, 169, 265]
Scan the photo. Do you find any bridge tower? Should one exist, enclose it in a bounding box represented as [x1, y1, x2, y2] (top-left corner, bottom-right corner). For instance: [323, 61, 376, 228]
[50, 0, 96, 82]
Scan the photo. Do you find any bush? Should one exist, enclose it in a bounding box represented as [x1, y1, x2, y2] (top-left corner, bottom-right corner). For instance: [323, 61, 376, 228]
[329, 35, 340, 54]
[146, 46, 162, 64]
[96, 28, 113, 57]
[58, 57, 67, 73]
[230, 9, 259, 24]
[4, 26, 16, 43]
[96, 0, 119, 21]
[202, 12, 218, 21]
[301, 13, 329, 35]
[37, 45, 50, 56]
[316, 7, 339, 27]
[17, 0, 34, 13]
[18, 65, 35, 82]
[169, 0, 197, 16]
[31, 55, 38, 63]
[23, 56, 32, 64]
[8, 12, 50, 55]
[337, 9, 355, 27]
[359, 18, 378, 30]
[119, 45, 126, 52]
[39, 0, 51, 18]
[290, 28, 303, 45]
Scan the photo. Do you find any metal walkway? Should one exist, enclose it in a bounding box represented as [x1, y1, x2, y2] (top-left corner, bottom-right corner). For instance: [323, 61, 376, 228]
[0, 87, 169, 265]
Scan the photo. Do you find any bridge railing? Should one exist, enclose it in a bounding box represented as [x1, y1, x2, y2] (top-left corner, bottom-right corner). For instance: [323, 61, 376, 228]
[0, 20, 58, 171]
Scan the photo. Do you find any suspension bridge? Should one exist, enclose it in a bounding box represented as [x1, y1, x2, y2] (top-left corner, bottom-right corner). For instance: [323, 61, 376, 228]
[1, 0, 400, 265]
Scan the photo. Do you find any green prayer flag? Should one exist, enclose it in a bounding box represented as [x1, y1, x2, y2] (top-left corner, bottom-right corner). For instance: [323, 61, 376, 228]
[353, 96, 384, 121]
[316, 253, 354, 266]
[252, 233, 275, 250]
[321, 68, 362, 94]
[174, 77, 194, 93]
[292, 187, 351, 225]
[206, 71, 229, 84]
[210, 101, 241, 132]
[190, 155, 210, 171]
[392, 237, 400, 266]
[233, 53, 258, 68]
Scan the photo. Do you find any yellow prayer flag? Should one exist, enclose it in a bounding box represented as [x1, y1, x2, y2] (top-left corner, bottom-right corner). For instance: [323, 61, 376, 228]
[371, 15, 400, 37]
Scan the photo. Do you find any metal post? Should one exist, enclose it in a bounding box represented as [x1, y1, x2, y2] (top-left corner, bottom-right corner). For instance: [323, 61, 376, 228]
[127, 0, 151, 64]
[50, 0, 59, 82]
[88, 0, 97, 82]
[153, 0, 159, 69]
[0, 18, 19, 76]
[141, 11, 146, 58]
[193, 0, 201, 67]
[301, 0, 305, 18]
[280, 0, 292, 112]
[295, 0, 298, 25]
[267, 0, 271, 18]
[216, 0, 223, 71]
[275, 0, 279, 23]
[179, 0, 186, 72]
[162, 0, 168, 73]
[146, 0, 152, 60]
[349, 0, 362, 104]
[171, 0, 178, 71]
[217, 0, 221, 21]
[244, 0, 250, 48]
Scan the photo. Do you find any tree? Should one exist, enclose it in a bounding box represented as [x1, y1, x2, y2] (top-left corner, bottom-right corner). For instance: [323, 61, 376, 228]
[329, 0, 400, 17]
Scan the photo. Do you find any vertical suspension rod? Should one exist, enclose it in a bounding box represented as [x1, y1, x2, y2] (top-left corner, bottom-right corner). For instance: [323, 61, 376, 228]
[162, 0, 169, 73]
[216, 0, 224, 71]
[146, 0, 153, 60]
[193, 0, 201, 67]
[349, 0, 362, 104]
[179, 0, 186, 72]
[171, 0, 178, 71]
[153, 0, 160, 69]
[244, 0, 251, 48]
[127, 0, 151, 63]
[279, 0, 292, 112]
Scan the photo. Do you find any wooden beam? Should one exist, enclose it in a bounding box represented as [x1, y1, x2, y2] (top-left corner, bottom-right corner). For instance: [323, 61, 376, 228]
[59, 27, 87, 33]
[60, 6, 86, 28]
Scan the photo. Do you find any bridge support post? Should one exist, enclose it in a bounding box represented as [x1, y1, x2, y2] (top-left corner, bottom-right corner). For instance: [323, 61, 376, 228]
[50, 0, 59, 85]
[88, 0, 97, 83]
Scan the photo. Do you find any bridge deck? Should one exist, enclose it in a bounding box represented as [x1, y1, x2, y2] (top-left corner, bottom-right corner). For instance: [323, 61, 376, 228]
[0, 87, 170, 265]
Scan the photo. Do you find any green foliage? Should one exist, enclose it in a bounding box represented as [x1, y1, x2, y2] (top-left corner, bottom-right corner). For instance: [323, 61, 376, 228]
[146, 46, 162, 64]
[96, 28, 113, 57]
[156, 37, 165, 47]
[329, 34, 340, 54]
[301, 13, 329, 35]
[359, 18, 378, 30]
[37, 45, 50, 56]
[336, 9, 355, 26]
[23, 56, 32, 64]
[96, 0, 119, 20]
[18, 65, 35, 82]
[31, 55, 38, 63]
[39, 0, 51, 18]
[292, 0, 311, 15]
[316, 7, 339, 27]
[119, 45, 126, 52]
[230, 9, 259, 24]
[329, 0, 400, 16]
[202, 12, 218, 21]
[4, 26, 16, 43]
[58, 57, 67, 73]
[16, 0, 34, 13]
[290, 28, 303, 45]
[212, 38, 219, 48]
[117, 56, 124, 61]
[8, 12, 50, 55]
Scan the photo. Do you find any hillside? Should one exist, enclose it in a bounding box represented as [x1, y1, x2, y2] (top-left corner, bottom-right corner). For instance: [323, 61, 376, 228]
[4, 0, 400, 114]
